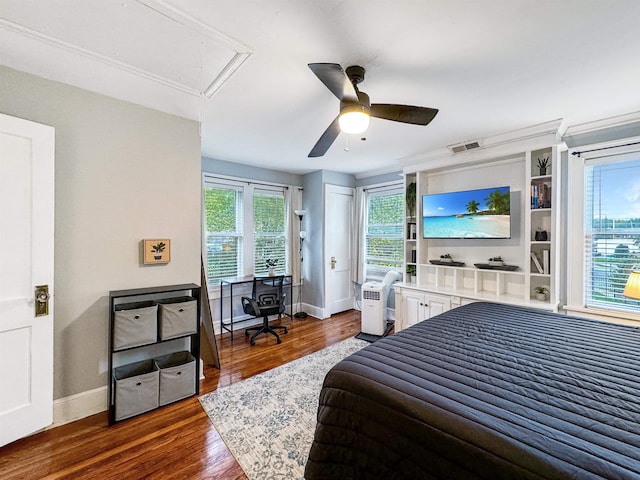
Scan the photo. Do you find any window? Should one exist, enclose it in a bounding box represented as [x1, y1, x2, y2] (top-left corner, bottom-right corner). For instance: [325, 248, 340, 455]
[203, 185, 243, 281]
[203, 177, 289, 284]
[365, 188, 404, 279]
[253, 189, 286, 275]
[583, 157, 640, 312]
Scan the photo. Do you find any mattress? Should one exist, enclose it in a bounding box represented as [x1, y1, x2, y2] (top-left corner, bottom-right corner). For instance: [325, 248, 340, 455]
[304, 302, 640, 479]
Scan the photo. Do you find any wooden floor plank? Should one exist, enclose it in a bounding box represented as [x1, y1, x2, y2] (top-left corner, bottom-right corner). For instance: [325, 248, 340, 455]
[0, 311, 362, 479]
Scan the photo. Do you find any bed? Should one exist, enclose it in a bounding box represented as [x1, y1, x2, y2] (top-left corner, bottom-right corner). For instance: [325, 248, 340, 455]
[304, 302, 640, 479]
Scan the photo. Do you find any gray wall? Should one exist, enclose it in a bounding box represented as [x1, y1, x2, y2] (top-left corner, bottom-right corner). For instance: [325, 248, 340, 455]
[0, 66, 202, 399]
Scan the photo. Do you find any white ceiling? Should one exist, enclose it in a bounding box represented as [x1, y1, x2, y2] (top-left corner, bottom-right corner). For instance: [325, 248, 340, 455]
[2, 0, 640, 176]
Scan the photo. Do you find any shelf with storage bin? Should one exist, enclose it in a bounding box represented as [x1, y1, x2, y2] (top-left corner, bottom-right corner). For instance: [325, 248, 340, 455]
[108, 283, 201, 425]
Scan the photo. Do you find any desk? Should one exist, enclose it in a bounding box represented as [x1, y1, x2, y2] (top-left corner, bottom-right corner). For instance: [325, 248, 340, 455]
[219, 275, 293, 341]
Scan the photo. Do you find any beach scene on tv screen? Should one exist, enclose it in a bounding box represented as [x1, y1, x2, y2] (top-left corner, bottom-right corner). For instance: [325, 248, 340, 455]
[423, 186, 511, 238]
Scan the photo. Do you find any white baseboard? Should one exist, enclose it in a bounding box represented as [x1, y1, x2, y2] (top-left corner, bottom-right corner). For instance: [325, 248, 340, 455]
[50, 386, 107, 429]
[51, 359, 207, 429]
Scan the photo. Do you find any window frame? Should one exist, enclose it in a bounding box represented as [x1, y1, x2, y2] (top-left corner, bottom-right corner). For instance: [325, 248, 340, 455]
[253, 186, 288, 276]
[567, 139, 640, 319]
[202, 175, 290, 285]
[363, 184, 404, 281]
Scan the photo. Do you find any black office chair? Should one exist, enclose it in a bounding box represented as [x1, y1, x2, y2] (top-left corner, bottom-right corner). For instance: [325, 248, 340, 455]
[242, 276, 288, 346]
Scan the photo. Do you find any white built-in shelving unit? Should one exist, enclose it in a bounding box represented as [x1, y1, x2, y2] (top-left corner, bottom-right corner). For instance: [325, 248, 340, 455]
[396, 121, 565, 331]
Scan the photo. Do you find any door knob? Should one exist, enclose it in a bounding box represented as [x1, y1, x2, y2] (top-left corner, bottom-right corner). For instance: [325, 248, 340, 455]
[331, 256, 337, 269]
[35, 285, 50, 317]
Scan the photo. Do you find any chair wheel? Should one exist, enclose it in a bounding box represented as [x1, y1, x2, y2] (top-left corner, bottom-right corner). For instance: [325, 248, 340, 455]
[250, 339, 256, 346]
[276, 338, 281, 344]
[283, 328, 288, 334]
[245, 330, 249, 336]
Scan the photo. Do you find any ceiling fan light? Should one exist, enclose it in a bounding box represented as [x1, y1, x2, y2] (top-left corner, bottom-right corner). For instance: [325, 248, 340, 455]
[339, 110, 370, 134]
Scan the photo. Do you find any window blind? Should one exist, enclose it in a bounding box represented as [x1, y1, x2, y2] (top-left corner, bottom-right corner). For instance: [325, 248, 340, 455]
[253, 188, 287, 275]
[204, 185, 243, 281]
[365, 189, 403, 277]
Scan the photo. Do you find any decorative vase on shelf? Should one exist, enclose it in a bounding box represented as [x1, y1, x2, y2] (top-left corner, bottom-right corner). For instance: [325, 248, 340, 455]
[536, 293, 547, 301]
[535, 229, 548, 241]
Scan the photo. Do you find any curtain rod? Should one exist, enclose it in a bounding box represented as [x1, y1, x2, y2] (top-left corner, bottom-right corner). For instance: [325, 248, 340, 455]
[202, 173, 292, 189]
[571, 140, 640, 157]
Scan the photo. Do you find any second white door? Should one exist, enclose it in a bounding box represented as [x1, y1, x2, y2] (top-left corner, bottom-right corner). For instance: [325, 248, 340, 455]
[324, 184, 354, 316]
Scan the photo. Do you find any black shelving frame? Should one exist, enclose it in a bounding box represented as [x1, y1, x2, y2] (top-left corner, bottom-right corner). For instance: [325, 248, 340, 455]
[108, 283, 201, 425]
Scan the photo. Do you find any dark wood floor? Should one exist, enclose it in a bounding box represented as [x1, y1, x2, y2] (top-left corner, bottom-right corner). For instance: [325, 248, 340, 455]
[0, 310, 362, 480]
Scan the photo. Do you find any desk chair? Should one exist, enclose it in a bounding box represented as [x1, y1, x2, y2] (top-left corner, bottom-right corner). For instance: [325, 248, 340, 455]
[242, 276, 288, 346]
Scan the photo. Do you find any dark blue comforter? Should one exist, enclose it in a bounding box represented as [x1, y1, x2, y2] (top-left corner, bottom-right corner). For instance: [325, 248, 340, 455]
[305, 302, 640, 479]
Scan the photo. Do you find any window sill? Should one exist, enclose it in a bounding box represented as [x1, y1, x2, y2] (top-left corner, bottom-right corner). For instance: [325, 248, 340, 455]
[564, 305, 640, 326]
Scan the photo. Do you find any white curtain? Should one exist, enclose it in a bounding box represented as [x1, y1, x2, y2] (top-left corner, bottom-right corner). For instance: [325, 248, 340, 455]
[352, 186, 367, 285]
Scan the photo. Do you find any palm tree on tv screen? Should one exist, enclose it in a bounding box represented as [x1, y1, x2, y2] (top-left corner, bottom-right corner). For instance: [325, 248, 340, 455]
[484, 190, 510, 215]
[466, 200, 480, 214]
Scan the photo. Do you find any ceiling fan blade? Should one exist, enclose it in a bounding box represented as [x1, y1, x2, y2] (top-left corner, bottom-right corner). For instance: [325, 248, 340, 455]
[370, 104, 439, 126]
[308, 63, 358, 102]
[308, 116, 341, 157]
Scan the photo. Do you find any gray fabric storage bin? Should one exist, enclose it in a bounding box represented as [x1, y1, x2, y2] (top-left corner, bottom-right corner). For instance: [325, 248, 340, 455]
[154, 351, 196, 406]
[113, 301, 158, 350]
[157, 296, 197, 340]
[114, 359, 159, 421]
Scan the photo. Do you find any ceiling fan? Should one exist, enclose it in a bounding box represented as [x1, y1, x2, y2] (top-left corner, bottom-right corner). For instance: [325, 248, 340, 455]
[307, 63, 439, 157]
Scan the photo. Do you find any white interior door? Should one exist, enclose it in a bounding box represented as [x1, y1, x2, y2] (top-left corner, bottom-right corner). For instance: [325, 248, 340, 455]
[325, 184, 354, 316]
[0, 113, 55, 446]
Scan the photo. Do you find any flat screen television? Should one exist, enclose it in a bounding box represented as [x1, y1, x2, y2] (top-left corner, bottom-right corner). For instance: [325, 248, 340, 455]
[422, 186, 511, 239]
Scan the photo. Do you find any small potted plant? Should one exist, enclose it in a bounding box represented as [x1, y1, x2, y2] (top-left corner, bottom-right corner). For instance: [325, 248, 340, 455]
[406, 264, 417, 283]
[537, 157, 549, 176]
[265, 258, 278, 276]
[534, 286, 549, 301]
[488, 256, 504, 266]
[440, 253, 453, 263]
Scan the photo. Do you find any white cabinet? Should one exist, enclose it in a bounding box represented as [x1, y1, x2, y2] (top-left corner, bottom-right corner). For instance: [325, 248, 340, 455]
[397, 287, 451, 331]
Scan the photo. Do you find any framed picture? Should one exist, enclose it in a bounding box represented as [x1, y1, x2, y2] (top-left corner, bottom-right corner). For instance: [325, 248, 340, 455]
[143, 239, 171, 264]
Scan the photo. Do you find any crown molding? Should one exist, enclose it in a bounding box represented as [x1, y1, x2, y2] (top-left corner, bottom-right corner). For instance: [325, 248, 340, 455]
[0, 1, 253, 99]
[0, 17, 200, 96]
[399, 119, 566, 173]
[564, 110, 640, 137]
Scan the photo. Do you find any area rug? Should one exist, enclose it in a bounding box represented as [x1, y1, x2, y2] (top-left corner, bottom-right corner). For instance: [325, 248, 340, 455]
[199, 337, 368, 480]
